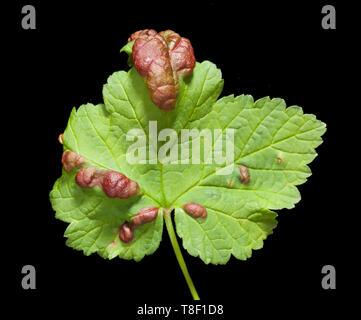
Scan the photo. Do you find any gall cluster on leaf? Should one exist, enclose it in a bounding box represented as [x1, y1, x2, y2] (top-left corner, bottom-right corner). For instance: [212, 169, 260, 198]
[75, 166, 141, 199]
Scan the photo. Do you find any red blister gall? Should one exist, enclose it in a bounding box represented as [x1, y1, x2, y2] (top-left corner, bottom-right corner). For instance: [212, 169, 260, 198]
[75, 166, 100, 188]
[102, 170, 141, 199]
[129, 29, 195, 111]
[132, 206, 159, 226]
[75, 167, 141, 199]
[160, 30, 196, 76]
[119, 222, 135, 243]
[183, 202, 207, 219]
[62, 150, 87, 172]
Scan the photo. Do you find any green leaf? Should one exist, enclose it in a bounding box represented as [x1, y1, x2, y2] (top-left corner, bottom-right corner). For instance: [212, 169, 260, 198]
[120, 41, 134, 67]
[50, 59, 326, 265]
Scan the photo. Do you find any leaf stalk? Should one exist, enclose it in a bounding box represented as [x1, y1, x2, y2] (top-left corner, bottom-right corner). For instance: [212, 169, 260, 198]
[164, 208, 200, 300]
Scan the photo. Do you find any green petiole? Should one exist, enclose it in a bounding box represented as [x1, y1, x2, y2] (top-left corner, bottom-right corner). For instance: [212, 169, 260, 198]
[164, 208, 200, 300]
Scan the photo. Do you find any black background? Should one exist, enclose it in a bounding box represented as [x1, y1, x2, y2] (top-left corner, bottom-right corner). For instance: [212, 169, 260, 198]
[8, 0, 356, 317]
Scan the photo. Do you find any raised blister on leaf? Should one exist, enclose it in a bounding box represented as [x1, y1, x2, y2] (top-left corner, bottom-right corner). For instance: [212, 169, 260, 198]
[75, 166, 102, 188]
[128, 29, 195, 111]
[62, 150, 87, 172]
[160, 30, 196, 76]
[119, 222, 135, 243]
[102, 170, 141, 199]
[183, 202, 207, 219]
[132, 206, 159, 226]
